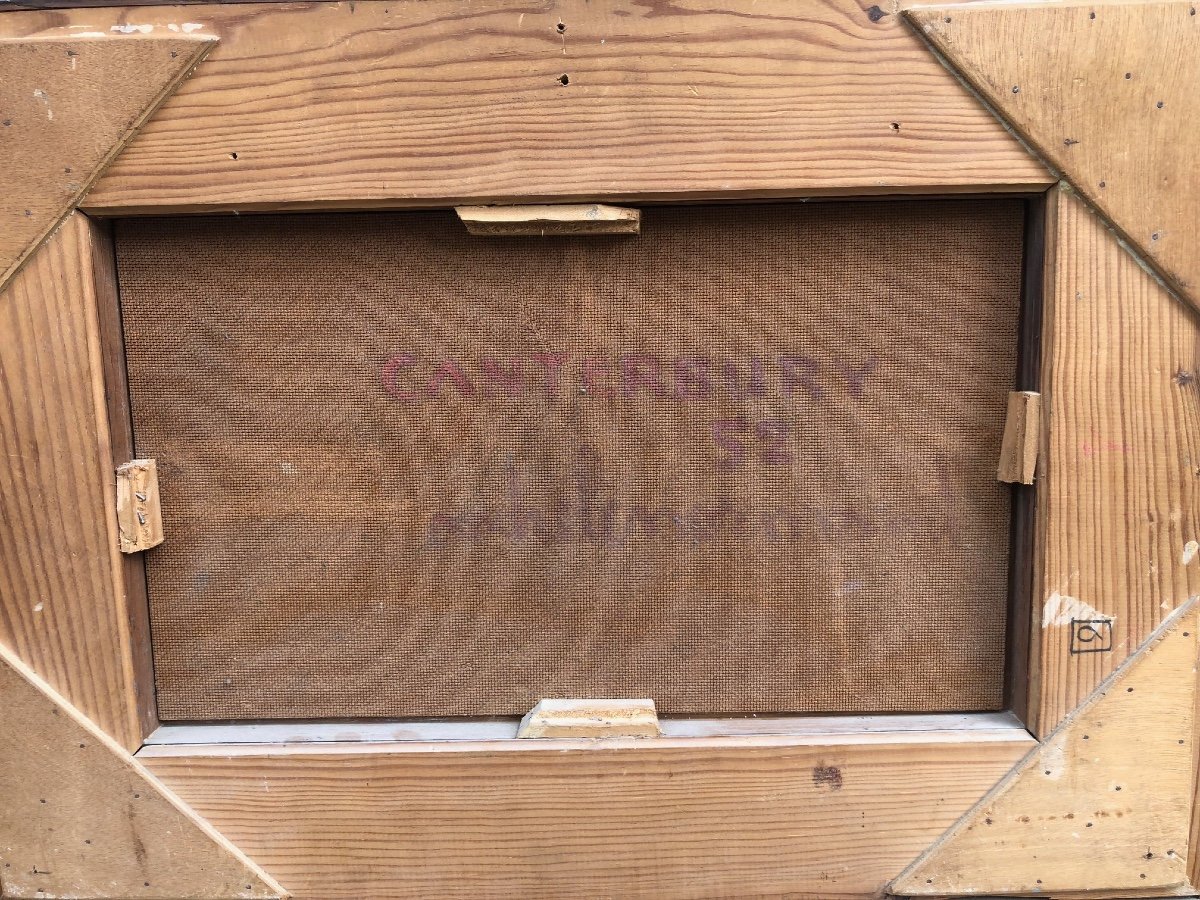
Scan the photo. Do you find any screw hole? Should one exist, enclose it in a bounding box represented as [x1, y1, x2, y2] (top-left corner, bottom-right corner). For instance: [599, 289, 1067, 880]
[557, 22, 566, 32]
[1125, 72, 1132, 79]
[1157, 101, 1165, 108]
[558, 74, 570, 85]
[229, 152, 239, 160]
[1012, 85, 1020, 93]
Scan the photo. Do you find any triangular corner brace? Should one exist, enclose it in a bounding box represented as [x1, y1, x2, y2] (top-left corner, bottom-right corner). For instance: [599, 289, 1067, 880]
[0, 34, 216, 293]
[902, 2, 1200, 312]
[891, 597, 1199, 896]
[0, 640, 287, 899]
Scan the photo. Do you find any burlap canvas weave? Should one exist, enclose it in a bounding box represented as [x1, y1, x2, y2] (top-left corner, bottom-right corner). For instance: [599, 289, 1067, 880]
[115, 199, 1025, 720]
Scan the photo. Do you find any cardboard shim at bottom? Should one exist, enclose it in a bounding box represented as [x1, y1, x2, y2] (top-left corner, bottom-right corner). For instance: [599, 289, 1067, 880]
[891, 597, 1199, 896]
[517, 698, 661, 738]
[0, 641, 287, 899]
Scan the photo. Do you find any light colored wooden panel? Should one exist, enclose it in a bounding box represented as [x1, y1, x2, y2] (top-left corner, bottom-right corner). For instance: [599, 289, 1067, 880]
[892, 599, 1198, 896]
[0, 640, 285, 899]
[138, 728, 1033, 900]
[0, 0, 1050, 215]
[0, 34, 214, 291]
[0, 213, 149, 750]
[1031, 186, 1200, 736]
[904, 1, 1200, 310]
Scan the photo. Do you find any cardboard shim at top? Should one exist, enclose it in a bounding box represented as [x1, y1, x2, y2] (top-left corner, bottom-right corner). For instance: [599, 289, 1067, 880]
[0, 640, 286, 899]
[904, 1, 1200, 309]
[0, 35, 214, 292]
[891, 597, 1199, 896]
[458, 204, 641, 236]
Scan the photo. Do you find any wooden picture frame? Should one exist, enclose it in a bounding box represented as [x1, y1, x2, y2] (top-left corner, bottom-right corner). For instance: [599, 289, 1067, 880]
[1, 1, 1196, 897]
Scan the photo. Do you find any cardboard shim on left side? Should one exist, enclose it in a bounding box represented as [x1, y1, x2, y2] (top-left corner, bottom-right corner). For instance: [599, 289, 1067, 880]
[0, 640, 286, 899]
[891, 597, 1199, 896]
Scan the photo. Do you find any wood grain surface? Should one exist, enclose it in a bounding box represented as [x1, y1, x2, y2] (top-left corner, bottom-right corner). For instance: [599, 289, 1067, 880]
[893, 599, 1198, 896]
[1031, 186, 1200, 736]
[0, 640, 285, 899]
[905, 1, 1200, 311]
[0, 0, 1052, 214]
[0, 34, 214, 290]
[140, 727, 1033, 900]
[0, 213, 151, 750]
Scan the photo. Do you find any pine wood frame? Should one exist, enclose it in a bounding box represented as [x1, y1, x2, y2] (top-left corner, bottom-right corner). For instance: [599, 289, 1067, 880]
[1, 2, 1197, 898]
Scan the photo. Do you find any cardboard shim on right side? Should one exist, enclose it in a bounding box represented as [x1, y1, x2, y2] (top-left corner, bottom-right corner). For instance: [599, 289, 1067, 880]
[891, 597, 1198, 896]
